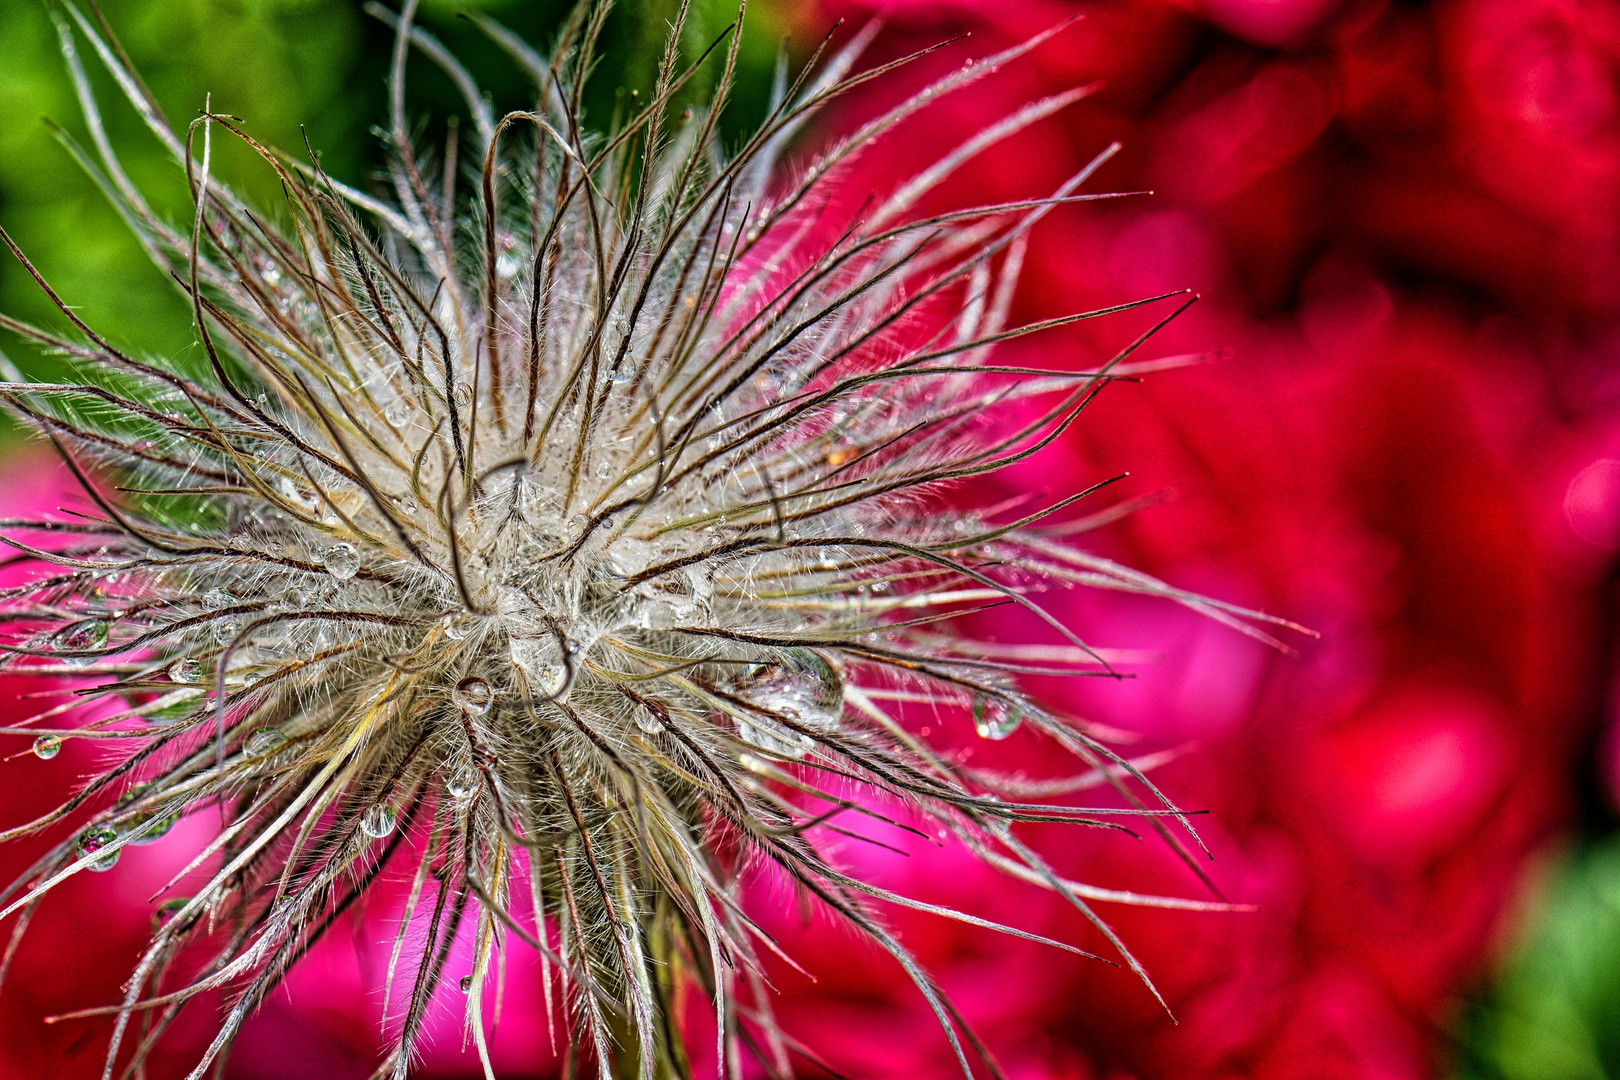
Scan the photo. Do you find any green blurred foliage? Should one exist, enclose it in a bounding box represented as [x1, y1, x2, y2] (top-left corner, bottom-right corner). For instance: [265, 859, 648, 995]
[0, 0, 367, 397]
[1457, 837, 1620, 1080]
[0, 0, 785, 447]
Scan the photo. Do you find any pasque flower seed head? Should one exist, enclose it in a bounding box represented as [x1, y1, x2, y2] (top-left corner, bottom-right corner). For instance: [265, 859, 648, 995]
[0, 3, 1305, 1077]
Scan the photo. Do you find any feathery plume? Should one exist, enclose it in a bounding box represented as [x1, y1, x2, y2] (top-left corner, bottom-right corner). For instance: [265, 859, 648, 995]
[0, 3, 1305, 1077]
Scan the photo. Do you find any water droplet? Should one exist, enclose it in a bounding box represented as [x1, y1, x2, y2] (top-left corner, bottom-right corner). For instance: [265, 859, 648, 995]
[606, 538, 652, 578]
[212, 615, 243, 645]
[361, 803, 396, 838]
[152, 897, 189, 931]
[245, 728, 287, 756]
[446, 768, 478, 800]
[752, 650, 844, 727]
[972, 694, 1021, 740]
[453, 677, 493, 714]
[452, 381, 473, 408]
[729, 651, 844, 757]
[441, 613, 470, 640]
[686, 569, 714, 609]
[459, 975, 474, 993]
[735, 715, 813, 758]
[139, 691, 197, 725]
[76, 826, 120, 871]
[56, 619, 109, 652]
[277, 476, 318, 512]
[393, 496, 418, 518]
[667, 591, 700, 620]
[385, 399, 411, 426]
[32, 735, 61, 760]
[509, 636, 567, 698]
[322, 542, 361, 580]
[169, 657, 203, 684]
[632, 595, 675, 630]
[129, 806, 179, 844]
[633, 703, 664, 734]
[203, 588, 234, 610]
[255, 392, 269, 410]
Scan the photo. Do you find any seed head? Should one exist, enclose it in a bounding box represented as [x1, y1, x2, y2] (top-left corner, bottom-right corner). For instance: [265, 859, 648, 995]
[0, 5, 1302, 1078]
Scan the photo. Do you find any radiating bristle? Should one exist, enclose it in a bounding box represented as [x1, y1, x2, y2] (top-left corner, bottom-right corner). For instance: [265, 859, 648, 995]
[0, 4, 1307, 1078]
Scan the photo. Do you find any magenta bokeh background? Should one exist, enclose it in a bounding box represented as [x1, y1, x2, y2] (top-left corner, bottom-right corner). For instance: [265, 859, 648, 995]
[5, 0, 1620, 1076]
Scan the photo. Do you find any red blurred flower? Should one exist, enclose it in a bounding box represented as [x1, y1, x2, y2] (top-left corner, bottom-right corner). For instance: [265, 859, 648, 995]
[5, 2, 1619, 1076]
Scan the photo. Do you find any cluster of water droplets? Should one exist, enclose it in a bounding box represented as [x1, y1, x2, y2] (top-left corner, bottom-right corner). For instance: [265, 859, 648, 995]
[438, 678, 495, 800]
